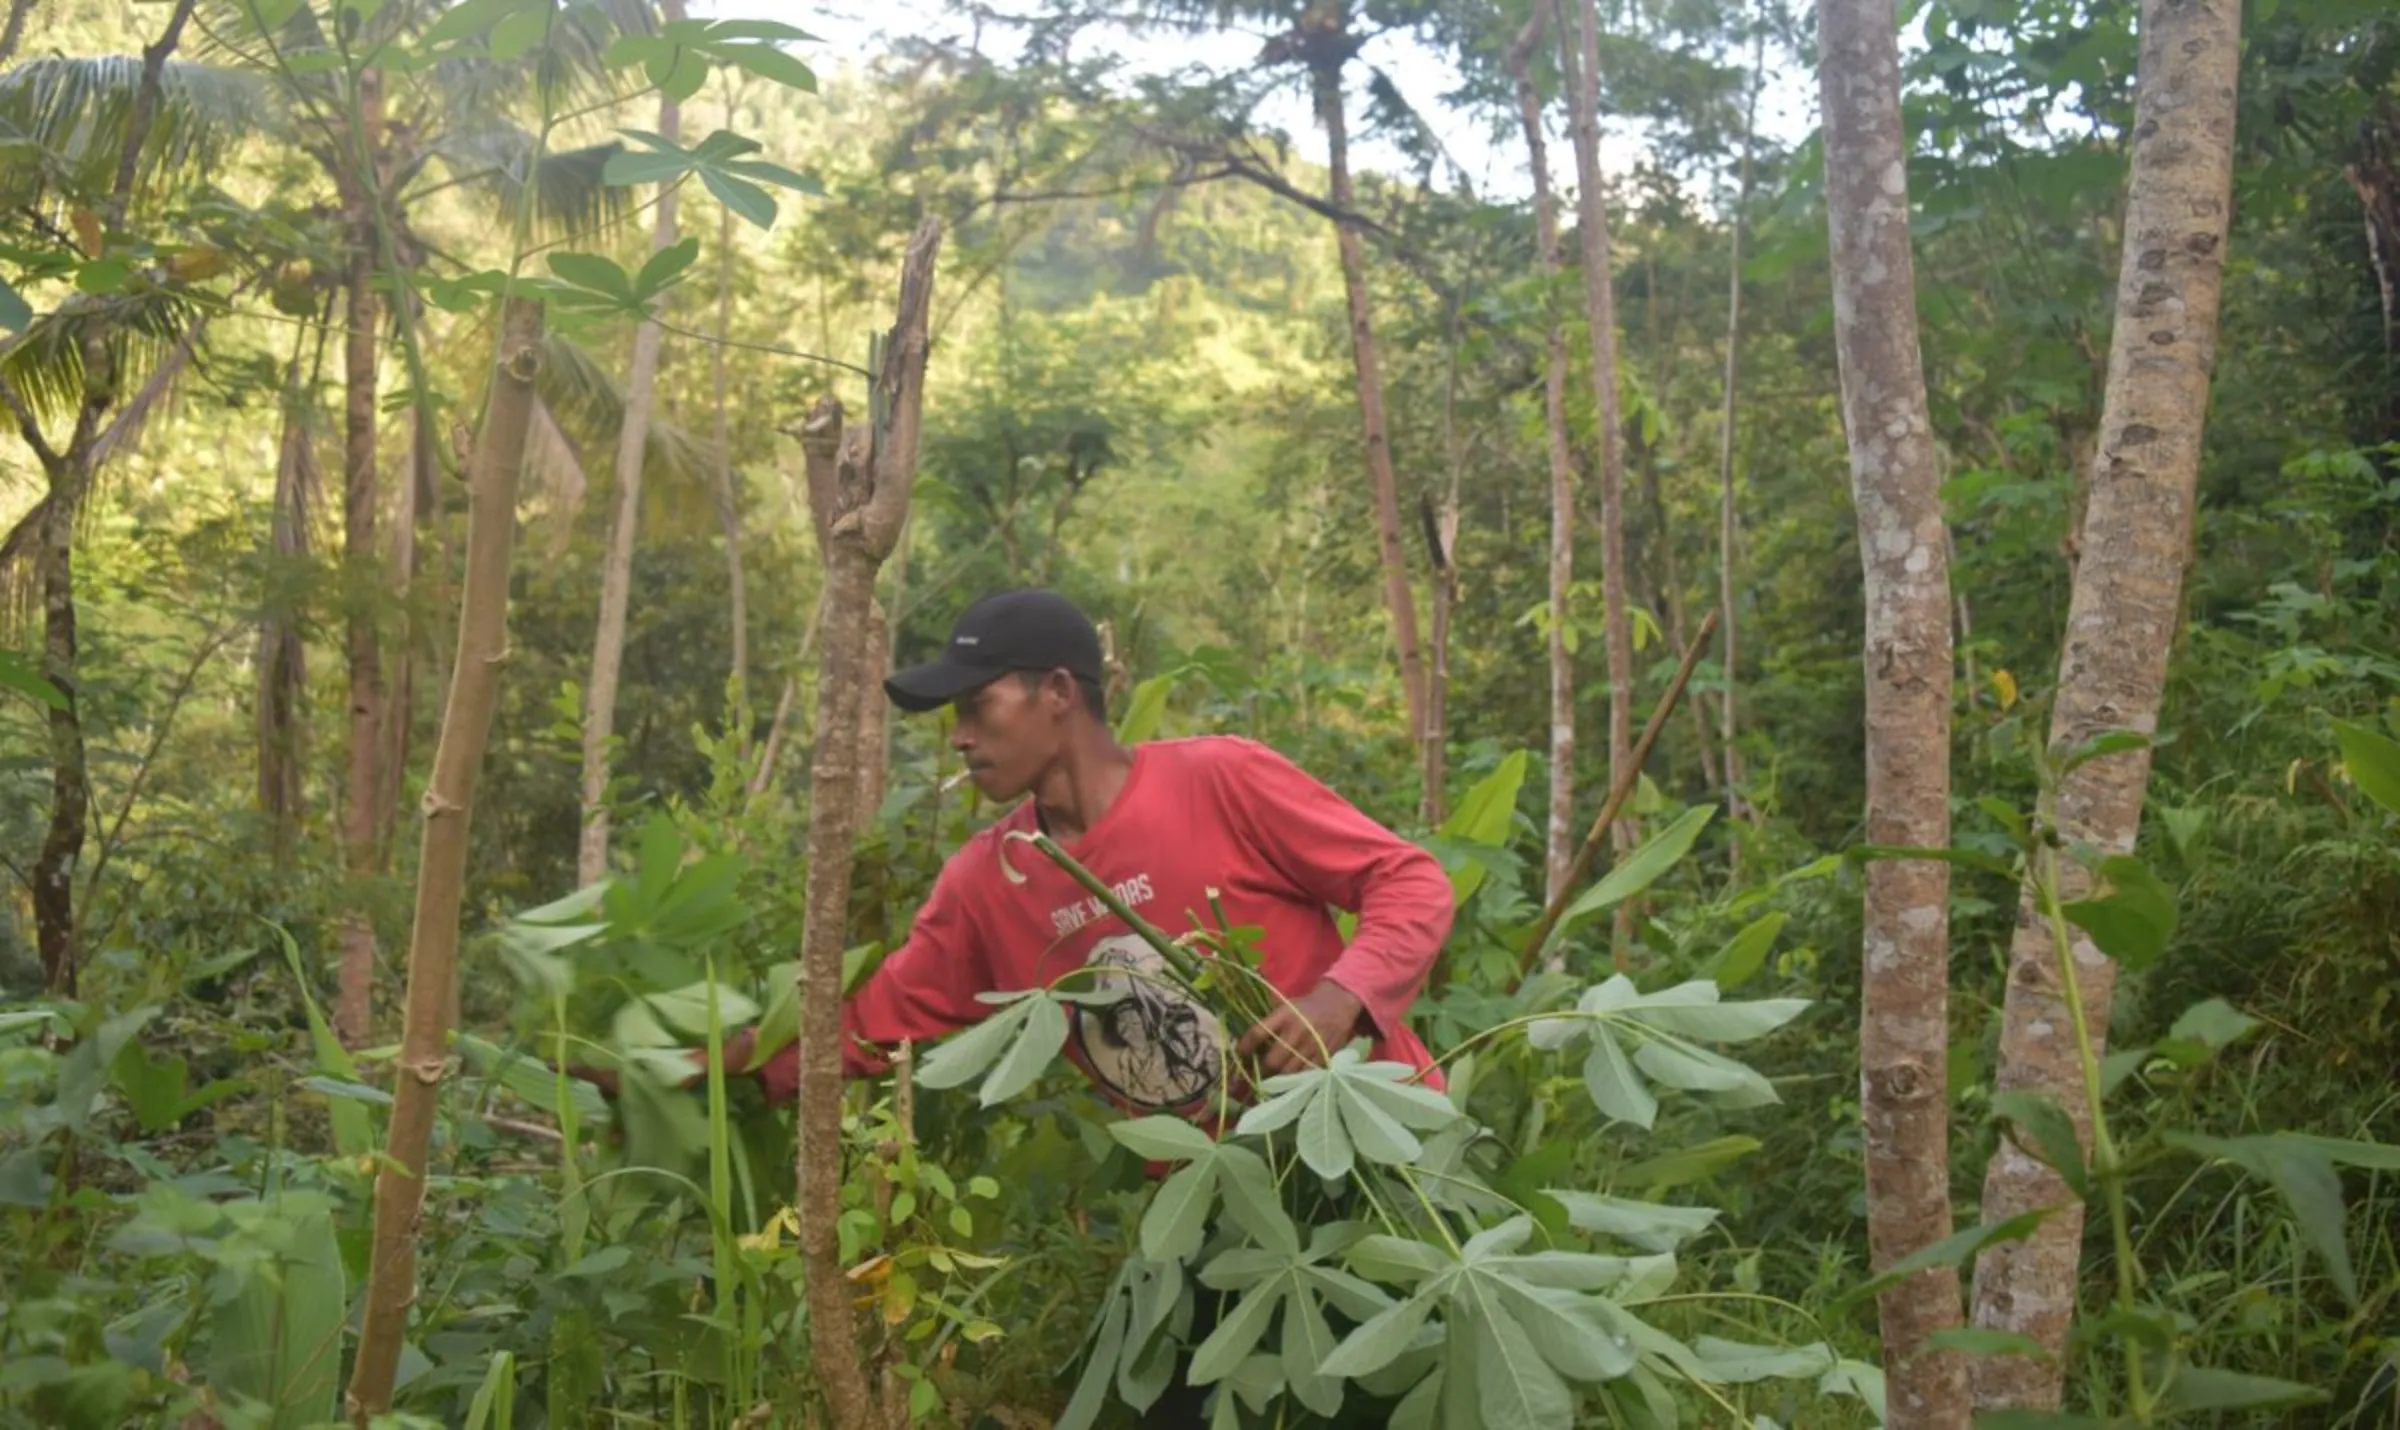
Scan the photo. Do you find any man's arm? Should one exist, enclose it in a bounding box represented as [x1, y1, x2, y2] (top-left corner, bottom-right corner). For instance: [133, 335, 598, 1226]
[743, 851, 1000, 1101]
[1209, 738, 1455, 1068]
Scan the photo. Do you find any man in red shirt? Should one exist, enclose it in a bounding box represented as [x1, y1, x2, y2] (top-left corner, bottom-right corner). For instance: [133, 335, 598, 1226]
[725, 586, 1455, 1121]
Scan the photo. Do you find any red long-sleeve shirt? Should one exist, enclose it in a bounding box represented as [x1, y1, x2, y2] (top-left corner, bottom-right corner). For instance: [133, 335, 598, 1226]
[755, 735, 1454, 1123]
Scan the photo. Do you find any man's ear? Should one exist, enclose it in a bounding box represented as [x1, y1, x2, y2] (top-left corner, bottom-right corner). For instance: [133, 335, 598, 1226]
[1040, 667, 1079, 713]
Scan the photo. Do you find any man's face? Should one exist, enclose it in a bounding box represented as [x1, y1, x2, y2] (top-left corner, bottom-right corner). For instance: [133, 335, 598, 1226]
[949, 670, 1071, 801]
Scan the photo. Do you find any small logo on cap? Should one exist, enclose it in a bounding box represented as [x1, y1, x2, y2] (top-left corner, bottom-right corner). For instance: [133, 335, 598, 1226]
[954, 635, 980, 646]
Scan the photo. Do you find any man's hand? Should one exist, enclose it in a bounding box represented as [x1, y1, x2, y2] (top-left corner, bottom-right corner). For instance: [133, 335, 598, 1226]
[1236, 981, 1368, 1082]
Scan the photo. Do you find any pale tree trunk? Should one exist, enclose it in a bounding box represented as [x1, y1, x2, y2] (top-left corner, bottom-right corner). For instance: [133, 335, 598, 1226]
[257, 347, 319, 864]
[1418, 306, 1464, 827]
[793, 219, 941, 1430]
[710, 124, 751, 732]
[1816, 0, 1967, 1422]
[0, 0, 35, 72]
[335, 65, 387, 1047]
[1720, 18, 1762, 846]
[1968, 0, 2241, 1408]
[8, 0, 198, 996]
[578, 16, 684, 887]
[1508, 7, 1577, 904]
[347, 297, 545, 1423]
[1556, 0, 1638, 955]
[1309, 48, 1429, 748]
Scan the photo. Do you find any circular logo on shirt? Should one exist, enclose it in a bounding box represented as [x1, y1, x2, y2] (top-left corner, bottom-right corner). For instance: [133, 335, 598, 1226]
[1069, 933, 1226, 1113]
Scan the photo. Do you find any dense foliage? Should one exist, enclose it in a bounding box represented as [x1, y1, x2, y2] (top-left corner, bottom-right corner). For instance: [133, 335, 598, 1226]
[2, 0, 2398, 1426]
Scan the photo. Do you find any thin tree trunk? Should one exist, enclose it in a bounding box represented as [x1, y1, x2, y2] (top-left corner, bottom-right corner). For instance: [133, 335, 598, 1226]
[1968, 0, 2241, 1408]
[793, 219, 941, 1430]
[347, 297, 545, 1424]
[1556, 0, 1638, 960]
[335, 66, 387, 1046]
[0, 0, 36, 70]
[1815, 0, 1967, 1422]
[15, 0, 197, 996]
[1419, 303, 1465, 826]
[578, 15, 685, 887]
[1720, 19, 1761, 843]
[710, 126, 751, 734]
[257, 343, 319, 863]
[1508, 6, 1577, 904]
[1309, 48, 1429, 747]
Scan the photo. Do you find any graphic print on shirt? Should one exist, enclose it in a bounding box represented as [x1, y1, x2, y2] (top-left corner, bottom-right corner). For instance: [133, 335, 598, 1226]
[1068, 932, 1225, 1112]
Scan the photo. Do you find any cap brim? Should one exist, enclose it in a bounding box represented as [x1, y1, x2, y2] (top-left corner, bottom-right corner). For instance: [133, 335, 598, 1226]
[884, 657, 1000, 713]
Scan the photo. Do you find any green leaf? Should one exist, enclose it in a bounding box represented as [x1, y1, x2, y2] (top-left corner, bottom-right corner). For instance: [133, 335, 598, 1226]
[915, 993, 1039, 1091]
[1464, 1298, 1574, 1430]
[698, 168, 777, 229]
[631, 235, 700, 299]
[1216, 1144, 1299, 1256]
[1547, 1191, 1717, 1253]
[1990, 1090, 2090, 1200]
[1561, 806, 1715, 928]
[602, 149, 692, 186]
[547, 251, 632, 299]
[210, 1202, 347, 1429]
[487, 8, 548, 62]
[2161, 1365, 2328, 1413]
[1188, 1281, 1282, 1385]
[1114, 668, 1186, 744]
[1321, 1291, 1434, 1379]
[1615, 982, 1810, 1043]
[980, 993, 1067, 1106]
[1835, 1208, 2053, 1309]
[1139, 1160, 1215, 1262]
[643, 981, 759, 1036]
[1690, 1336, 1835, 1382]
[1440, 750, 1529, 846]
[2333, 718, 2400, 815]
[1053, 1286, 1129, 1430]
[2058, 728, 2152, 776]
[707, 40, 817, 92]
[1706, 912, 1785, 990]
[0, 648, 66, 709]
[1582, 1029, 1658, 1129]
[75, 258, 131, 293]
[1631, 1039, 1776, 1102]
[1109, 1114, 1219, 1163]
[1615, 1134, 1761, 1190]
[1297, 1075, 1351, 1178]
[1927, 1327, 2050, 1360]
[2061, 856, 2176, 970]
[0, 276, 28, 334]
[420, 0, 518, 47]
[2163, 1133, 2356, 1307]
[268, 923, 371, 1157]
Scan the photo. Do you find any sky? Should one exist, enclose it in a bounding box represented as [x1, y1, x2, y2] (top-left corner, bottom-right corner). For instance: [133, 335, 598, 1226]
[706, 0, 1823, 205]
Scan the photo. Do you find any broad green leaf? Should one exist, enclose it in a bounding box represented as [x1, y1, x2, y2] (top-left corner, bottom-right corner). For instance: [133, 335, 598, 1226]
[1280, 1279, 1345, 1416]
[210, 1202, 346, 1429]
[0, 648, 64, 707]
[1631, 1039, 1776, 1102]
[2166, 997, 2257, 1052]
[2289, 1134, 2400, 1170]
[1297, 1075, 1350, 1178]
[1216, 1145, 1299, 1256]
[1616, 983, 1809, 1043]
[1818, 1359, 1887, 1420]
[1582, 1030, 1657, 1129]
[1345, 1235, 1451, 1285]
[1835, 1208, 2053, 1309]
[1114, 669, 1182, 744]
[709, 39, 817, 92]
[1561, 806, 1715, 928]
[420, 0, 517, 47]
[1615, 1135, 1761, 1191]
[2164, 1133, 2356, 1307]
[1690, 1336, 1835, 1382]
[1463, 1299, 1574, 1430]
[1053, 1287, 1129, 1430]
[1139, 1160, 1215, 1262]
[1110, 1114, 1219, 1163]
[1707, 912, 1785, 989]
[914, 993, 1038, 1091]
[2058, 728, 2151, 776]
[699, 169, 777, 229]
[1990, 1091, 2090, 1200]
[643, 981, 759, 1037]
[2160, 1365, 2327, 1413]
[1188, 1281, 1282, 1385]
[2061, 855, 2176, 970]
[487, 7, 548, 61]
[1927, 1327, 2050, 1360]
[1338, 1082, 1424, 1166]
[980, 992, 1068, 1106]
[269, 924, 371, 1157]
[631, 235, 700, 299]
[1547, 1191, 1718, 1253]
[1496, 1284, 1637, 1381]
[2333, 719, 2400, 815]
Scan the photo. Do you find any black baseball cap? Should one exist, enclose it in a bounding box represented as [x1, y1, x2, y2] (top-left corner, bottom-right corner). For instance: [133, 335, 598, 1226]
[884, 588, 1106, 713]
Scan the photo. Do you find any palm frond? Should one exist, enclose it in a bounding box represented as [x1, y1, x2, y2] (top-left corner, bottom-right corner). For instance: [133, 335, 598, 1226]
[530, 329, 708, 493]
[525, 393, 590, 551]
[427, 127, 627, 240]
[0, 493, 44, 639]
[90, 316, 205, 467]
[0, 288, 203, 435]
[0, 55, 276, 209]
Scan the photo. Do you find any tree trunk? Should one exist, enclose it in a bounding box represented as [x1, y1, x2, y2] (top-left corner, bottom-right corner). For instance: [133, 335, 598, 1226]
[1508, 7, 1578, 905]
[0, 0, 36, 73]
[1815, 0, 1968, 1423]
[1556, 0, 1637, 903]
[1968, 0, 2241, 1408]
[793, 219, 941, 1430]
[1419, 304, 1465, 826]
[257, 349, 318, 864]
[347, 297, 545, 1424]
[711, 138, 750, 732]
[1309, 51, 1428, 748]
[335, 65, 388, 1047]
[1720, 19, 1762, 842]
[577, 22, 684, 887]
[18, 0, 198, 995]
